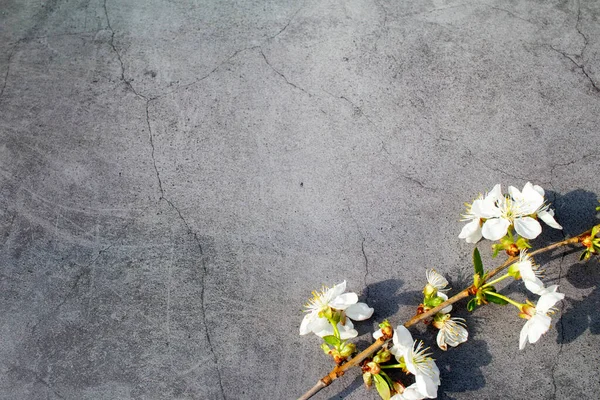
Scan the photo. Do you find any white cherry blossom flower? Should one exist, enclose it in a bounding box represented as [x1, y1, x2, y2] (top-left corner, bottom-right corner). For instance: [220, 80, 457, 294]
[519, 285, 564, 350]
[516, 251, 545, 295]
[514, 183, 562, 230]
[426, 269, 449, 292]
[299, 281, 374, 338]
[480, 182, 561, 240]
[459, 184, 502, 243]
[392, 326, 441, 399]
[434, 314, 468, 351]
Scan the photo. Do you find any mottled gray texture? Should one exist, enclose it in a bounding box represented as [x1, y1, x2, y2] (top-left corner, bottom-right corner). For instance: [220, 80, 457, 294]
[1, 0, 599, 399]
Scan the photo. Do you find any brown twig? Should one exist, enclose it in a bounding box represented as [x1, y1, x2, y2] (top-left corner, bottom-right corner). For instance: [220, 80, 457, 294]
[297, 229, 591, 400]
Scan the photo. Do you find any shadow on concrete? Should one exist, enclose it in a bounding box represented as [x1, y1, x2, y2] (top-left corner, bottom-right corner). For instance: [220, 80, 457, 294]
[436, 339, 492, 398]
[325, 374, 364, 400]
[362, 279, 414, 323]
[558, 261, 600, 344]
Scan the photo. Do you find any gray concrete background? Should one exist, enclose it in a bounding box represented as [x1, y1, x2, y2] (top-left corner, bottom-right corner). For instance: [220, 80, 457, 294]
[1, 0, 599, 399]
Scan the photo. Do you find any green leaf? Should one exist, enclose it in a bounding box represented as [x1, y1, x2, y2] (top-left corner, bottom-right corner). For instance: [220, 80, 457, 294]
[492, 244, 501, 258]
[591, 225, 600, 238]
[485, 292, 508, 305]
[322, 335, 341, 347]
[466, 298, 477, 312]
[373, 374, 391, 400]
[473, 248, 484, 277]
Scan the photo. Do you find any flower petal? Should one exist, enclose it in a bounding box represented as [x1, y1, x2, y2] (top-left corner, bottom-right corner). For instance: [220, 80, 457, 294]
[478, 197, 502, 219]
[345, 302, 374, 321]
[514, 217, 542, 239]
[508, 185, 522, 200]
[520, 183, 544, 214]
[373, 329, 383, 340]
[481, 218, 511, 240]
[393, 325, 414, 353]
[459, 219, 482, 243]
[538, 209, 562, 229]
[437, 330, 448, 351]
[524, 277, 545, 295]
[401, 383, 428, 400]
[488, 184, 503, 201]
[415, 373, 438, 399]
[437, 292, 452, 314]
[300, 313, 315, 335]
[532, 184, 545, 197]
[338, 319, 358, 339]
[536, 288, 564, 313]
[309, 317, 330, 335]
[329, 281, 347, 299]
[527, 314, 551, 344]
[329, 292, 358, 310]
[519, 321, 530, 350]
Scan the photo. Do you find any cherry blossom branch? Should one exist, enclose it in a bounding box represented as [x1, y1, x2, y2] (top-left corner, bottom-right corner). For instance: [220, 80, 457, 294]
[297, 229, 591, 400]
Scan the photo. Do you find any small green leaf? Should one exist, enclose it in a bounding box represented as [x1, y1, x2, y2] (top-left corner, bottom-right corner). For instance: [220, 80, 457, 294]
[466, 298, 477, 312]
[322, 335, 341, 347]
[492, 244, 501, 258]
[485, 292, 508, 305]
[591, 225, 600, 238]
[473, 248, 484, 277]
[373, 374, 391, 400]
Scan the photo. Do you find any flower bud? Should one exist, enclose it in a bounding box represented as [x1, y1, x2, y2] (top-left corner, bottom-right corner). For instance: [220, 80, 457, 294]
[505, 243, 519, 257]
[373, 349, 391, 364]
[507, 263, 521, 279]
[519, 303, 536, 319]
[339, 342, 356, 358]
[423, 283, 438, 299]
[365, 361, 381, 375]
[378, 320, 394, 339]
[362, 372, 373, 388]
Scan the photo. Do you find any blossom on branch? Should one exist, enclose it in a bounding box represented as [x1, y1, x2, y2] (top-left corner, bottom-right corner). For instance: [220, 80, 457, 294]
[391, 326, 441, 399]
[459, 182, 562, 243]
[519, 285, 564, 350]
[300, 281, 374, 339]
[433, 314, 468, 351]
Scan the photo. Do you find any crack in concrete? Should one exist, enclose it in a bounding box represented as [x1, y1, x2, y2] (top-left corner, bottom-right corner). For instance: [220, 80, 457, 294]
[260, 49, 311, 95]
[361, 238, 370, 303]
[103, 0, 145, 98]
[266, 2, 305, 41]
[145, 99, 165, 198]
[162, 197, 226, 400]
[544, 3, 598, 93]
[547, 45, 599, 93]
[346, 206, 371, 302]
[0, 44, 18, 105]
[550, 229, 568, 399]
[464, 148, 546, 185]
[549, 152, 599, 188]
[487, 6, 534, 25]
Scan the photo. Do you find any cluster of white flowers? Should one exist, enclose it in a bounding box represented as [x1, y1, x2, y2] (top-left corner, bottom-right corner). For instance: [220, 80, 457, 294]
[423, 270, 469, 351]
[373, 325, 440, 399]
[459, 182, 562, 243]
[297, 182, 577, 400]
[299, 281, 374, 339]
[513, 251, 564, 349]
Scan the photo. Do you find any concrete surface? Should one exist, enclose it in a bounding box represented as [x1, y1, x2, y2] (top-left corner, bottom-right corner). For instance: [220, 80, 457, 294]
[1, 0, 599, 399]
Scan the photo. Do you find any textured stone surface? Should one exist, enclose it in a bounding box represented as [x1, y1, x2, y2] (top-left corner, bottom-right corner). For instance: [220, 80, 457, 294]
[1, 1, 599, 399]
